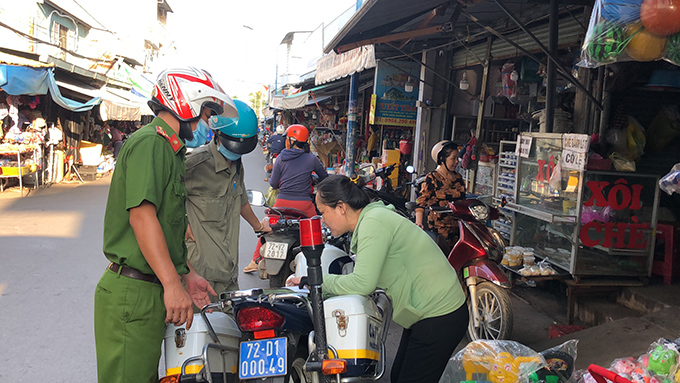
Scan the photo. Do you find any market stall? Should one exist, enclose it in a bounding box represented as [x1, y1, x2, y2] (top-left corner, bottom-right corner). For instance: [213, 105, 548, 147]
[504, 132, 660, 279]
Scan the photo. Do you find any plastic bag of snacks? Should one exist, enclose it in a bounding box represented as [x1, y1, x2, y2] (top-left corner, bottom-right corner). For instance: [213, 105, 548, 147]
[579, 0, 680, 68]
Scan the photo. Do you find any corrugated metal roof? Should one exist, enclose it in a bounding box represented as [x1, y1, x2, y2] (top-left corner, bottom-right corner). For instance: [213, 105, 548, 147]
[0, 52, 53, 68]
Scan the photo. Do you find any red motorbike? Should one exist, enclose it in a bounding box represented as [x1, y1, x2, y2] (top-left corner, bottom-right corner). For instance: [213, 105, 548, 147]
[410, 198, 513, 340]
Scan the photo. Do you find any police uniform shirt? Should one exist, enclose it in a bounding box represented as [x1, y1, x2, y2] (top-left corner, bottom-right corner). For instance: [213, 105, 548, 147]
[103, 117, 189, 276]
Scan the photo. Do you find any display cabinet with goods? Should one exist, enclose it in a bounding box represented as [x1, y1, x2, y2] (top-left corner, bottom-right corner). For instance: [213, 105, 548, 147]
[505, 133, 660, 278]
[493, 141, 518, 241]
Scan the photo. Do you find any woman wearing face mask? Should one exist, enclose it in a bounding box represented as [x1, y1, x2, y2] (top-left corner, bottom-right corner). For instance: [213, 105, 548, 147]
[184, 100, 271, 296]
[243, 124, 327, 273]
[288, 175, 468, 383]
[414, 140, 466, 250]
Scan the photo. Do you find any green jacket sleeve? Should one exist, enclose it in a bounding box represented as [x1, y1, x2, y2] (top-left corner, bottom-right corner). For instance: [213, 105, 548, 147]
[324, 216, 389, 296]
[123, 135, 171, 210]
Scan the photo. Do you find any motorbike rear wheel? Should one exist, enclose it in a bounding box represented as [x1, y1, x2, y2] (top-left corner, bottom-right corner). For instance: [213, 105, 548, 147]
[467, 281, 513, 341]
[269, 258, 294, 288]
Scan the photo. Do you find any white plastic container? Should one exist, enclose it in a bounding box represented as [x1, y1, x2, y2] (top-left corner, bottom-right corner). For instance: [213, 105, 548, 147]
[324, 295, 383, 377]
[163, 312, 241, 379]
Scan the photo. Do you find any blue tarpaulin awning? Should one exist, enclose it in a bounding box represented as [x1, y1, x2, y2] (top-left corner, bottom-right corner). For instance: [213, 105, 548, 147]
[0, 65, 100, 112]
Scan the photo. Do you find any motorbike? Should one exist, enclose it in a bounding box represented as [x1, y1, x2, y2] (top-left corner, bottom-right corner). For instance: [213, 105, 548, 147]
[414, 198, 514, 341]
[162, 194, 392, 383]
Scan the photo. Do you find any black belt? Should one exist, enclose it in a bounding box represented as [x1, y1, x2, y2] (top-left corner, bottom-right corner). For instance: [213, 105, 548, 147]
[108, 263, 161, 285]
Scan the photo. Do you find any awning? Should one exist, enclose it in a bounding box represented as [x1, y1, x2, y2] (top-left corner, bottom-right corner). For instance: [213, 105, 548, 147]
[100, 87, 154, 121]
[279, 84, 331, 110]
[315, 45, 376, 85]
[324, 0, 449, 54]
[54, 78, 152, 120]
[0, 51, 54, 68]
[0, 66, 101, 112]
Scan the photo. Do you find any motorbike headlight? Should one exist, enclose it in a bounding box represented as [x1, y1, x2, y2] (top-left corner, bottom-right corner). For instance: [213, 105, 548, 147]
[469, 204, 489, 221]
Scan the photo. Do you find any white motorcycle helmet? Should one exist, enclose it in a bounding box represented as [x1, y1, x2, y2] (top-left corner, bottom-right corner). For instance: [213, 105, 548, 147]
[275, 124, 285, 135]
[431, 140, 462, 164]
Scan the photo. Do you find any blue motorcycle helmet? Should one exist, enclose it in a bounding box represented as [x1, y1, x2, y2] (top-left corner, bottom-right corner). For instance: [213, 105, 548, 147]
[210, 99, 259, 155]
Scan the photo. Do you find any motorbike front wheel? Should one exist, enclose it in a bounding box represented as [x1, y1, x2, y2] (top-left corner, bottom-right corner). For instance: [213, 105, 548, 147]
[467, 281, 513, 341]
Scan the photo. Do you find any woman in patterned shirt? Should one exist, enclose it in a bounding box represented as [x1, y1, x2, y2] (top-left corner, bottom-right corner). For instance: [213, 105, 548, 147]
[415, 140, 466, 250]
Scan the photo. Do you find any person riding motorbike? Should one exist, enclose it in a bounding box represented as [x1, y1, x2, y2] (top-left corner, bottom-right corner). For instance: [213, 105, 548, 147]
[185, 99, 271, 300]
[267, 124, 286, 159]
[244, 124, 328, 273]
[288, 175, 468, 383]
[415, 140, 466, 250]
[95, 67, 237, 383]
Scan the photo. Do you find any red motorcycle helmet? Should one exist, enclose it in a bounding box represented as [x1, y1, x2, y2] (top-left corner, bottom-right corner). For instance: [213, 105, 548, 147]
[148, 67, 237, 121]
[285, 124, 309, 143]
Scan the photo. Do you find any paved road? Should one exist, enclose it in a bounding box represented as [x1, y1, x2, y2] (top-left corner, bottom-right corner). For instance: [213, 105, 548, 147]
[0, 144, 558, 383]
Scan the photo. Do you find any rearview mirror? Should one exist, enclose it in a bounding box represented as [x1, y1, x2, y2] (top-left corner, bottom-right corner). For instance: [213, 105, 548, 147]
[356, 163, 376, 183]
[247, 190, 266, 207]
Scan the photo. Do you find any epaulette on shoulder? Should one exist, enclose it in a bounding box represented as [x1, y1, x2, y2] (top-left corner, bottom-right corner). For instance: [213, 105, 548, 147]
[156, 126, 182, 152]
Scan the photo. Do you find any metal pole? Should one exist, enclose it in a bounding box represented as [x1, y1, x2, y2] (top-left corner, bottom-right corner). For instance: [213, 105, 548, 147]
[344, 0, 363, 177]
[544, 0, 558, 133]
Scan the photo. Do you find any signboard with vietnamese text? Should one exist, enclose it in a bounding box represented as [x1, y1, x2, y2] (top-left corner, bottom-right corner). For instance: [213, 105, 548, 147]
[371, 60, 420, 128]
[373, 99, 418, 127]
[517, 135, 532, 158]
[561, 134, 589, 171]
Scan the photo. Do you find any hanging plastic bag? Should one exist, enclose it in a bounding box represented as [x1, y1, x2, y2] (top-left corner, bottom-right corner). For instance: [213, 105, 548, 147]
[609, 152, 636, 171]
[461, 136, 478, 170]
[549, 162, 562, 191]
[578, 0, 680, 68]
[264, 187, 279, 207]
[659, 163, 680, 195]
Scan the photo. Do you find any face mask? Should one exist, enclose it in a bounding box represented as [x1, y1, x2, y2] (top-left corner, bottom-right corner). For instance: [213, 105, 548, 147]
[185, 119, 209, 148]
[217, 143, 242, 161]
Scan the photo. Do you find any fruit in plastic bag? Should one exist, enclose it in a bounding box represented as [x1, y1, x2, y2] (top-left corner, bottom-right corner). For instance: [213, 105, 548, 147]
[640, 0, 680, 37]
[601, 0, 645, 24]
[666, 33, 680, 64]
[585, 22, 628, 64]
[625, 23, 668, 61]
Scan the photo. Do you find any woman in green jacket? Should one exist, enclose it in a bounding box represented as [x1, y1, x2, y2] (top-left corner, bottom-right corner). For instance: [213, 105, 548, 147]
[289, 174, 468, 383]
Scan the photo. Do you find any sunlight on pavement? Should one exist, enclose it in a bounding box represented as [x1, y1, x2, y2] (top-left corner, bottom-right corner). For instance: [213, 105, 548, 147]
[0, 211, 84, 238]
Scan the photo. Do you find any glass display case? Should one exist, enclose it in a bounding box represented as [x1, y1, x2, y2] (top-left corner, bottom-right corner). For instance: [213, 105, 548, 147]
[506, 133, 660, 277]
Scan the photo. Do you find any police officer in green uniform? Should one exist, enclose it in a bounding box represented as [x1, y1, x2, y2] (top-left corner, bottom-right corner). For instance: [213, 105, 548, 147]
[94, 67, 238, 383]
[185, 100, 271, 297]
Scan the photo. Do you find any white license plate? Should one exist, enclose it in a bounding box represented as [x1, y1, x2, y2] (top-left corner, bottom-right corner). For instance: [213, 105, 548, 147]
[264, 242, 288, 260]
[239, 337, 287, 379]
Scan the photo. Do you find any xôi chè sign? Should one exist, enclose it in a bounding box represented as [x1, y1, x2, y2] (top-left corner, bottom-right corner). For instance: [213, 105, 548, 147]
[579, 178, 650, 249]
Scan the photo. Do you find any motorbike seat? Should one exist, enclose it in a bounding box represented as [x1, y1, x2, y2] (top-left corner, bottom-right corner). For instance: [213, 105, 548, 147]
[265, 207, 309, 219]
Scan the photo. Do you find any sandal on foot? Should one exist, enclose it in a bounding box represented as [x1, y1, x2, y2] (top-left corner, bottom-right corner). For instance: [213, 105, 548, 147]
[243, 260, 259, 273]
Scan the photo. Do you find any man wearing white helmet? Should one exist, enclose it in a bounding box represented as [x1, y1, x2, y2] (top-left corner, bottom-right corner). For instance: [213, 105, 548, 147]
[94, 67, 238, 383]
[267, 124, 287, 158]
